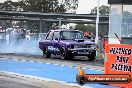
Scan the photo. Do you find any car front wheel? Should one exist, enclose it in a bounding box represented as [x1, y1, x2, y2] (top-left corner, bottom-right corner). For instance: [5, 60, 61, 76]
[60, 47, 74, 60]
[87, 51, 96, 61]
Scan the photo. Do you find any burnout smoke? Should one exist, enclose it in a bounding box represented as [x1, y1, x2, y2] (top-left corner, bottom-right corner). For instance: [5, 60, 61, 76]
[0, 35, 42, 55]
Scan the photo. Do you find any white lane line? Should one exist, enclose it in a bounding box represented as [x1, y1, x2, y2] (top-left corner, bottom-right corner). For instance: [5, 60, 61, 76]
[14, 59, 18, 61]
[69, 66, 73, 68]
[54, 63, 59, 65]
[21, 60, 26, 62]
[88, 69, 104, 72]
[3, 58, 104, 72]
[46, 63, 50, 64]
[75, 67, 78, 68]
[29, 61, 34, 63]
[61, 65, 65, 67]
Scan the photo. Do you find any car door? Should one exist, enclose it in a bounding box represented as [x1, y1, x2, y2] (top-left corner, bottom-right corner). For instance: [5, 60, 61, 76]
[52, 31, 60, 54]
[45, 31, 54, 53]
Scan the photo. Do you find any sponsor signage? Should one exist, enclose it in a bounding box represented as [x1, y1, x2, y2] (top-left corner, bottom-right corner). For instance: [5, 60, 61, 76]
[84, 74, 130, 83]
[105, 44, 132, 87]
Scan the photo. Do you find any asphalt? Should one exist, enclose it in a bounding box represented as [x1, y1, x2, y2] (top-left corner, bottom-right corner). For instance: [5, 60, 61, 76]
[0, 74, 47, 88]
[0, 72, 81, 88]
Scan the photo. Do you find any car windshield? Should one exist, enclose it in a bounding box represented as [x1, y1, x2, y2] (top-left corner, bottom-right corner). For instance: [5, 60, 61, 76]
[60, 31, 84, 40]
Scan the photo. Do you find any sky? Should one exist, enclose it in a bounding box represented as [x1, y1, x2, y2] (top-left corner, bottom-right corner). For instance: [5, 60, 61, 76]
[0, 0, 109, 14]
[76, 0, 109, 14]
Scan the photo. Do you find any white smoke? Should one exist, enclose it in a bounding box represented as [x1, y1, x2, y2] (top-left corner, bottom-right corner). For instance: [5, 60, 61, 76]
[0, 37, 42, 55]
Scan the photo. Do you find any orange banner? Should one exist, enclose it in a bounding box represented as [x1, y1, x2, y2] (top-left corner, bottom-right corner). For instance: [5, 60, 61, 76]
[105, 44, 132, 87]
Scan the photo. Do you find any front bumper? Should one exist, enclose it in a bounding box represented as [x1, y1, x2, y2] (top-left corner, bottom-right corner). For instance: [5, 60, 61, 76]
[69, 48, 96, 56]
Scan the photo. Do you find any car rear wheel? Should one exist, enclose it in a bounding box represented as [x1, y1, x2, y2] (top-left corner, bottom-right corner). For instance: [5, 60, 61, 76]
[43, 50, 51, 58]
[87, 51, 96, 61]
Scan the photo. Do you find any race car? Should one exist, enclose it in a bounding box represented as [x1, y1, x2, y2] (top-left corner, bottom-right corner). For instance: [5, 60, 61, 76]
[39, 29, 98, 61]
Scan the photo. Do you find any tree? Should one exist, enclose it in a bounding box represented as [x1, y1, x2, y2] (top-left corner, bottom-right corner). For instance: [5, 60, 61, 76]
[61, 0, 78, 13]
[90, 5, 110, 16]
[0, 0, 23, 29]
[0, 0, 20, 11]
[75, 24, 96, 33]
[0, 20, 12, 29]
[0, 0, 79, 32]
[18, 0, 78, 13]
[75, 5, 110, 37]
[90, 5, 110, 36]
[17, 0, 79, 32]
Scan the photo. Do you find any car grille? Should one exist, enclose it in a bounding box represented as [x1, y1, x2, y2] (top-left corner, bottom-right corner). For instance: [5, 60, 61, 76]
[74, 44, 92, 48]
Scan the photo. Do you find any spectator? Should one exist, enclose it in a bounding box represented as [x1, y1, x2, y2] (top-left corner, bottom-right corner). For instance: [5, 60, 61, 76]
[69, 26, 73, 30]
[84, 32, 92, 39]
[19, 28, 26, 44]
[0, 32, 5, 47]
[100, 34, 108, 58]
[10, 26, 20, 46]
[20, 29, 26, 39]
[30, 31, 35, 40]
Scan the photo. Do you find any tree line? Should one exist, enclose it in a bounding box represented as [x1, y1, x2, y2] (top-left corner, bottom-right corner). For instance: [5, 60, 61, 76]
[0, 0, 110, 36]
[75, 5, 110, 36]
[0, 0, 79, 32]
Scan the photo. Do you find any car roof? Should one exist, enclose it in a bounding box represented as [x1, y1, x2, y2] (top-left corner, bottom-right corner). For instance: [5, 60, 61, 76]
[50, 29, 80, 32]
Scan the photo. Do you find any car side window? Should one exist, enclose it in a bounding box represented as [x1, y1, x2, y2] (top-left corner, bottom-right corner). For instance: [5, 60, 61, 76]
[46, 31, 53, 40]
[53, 31, 60, 40]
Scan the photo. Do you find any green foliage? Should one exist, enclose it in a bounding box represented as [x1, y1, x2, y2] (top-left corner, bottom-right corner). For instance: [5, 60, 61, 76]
[18, 0, 64, 13]
[75, 5, 109, 37]
[0, 1, 19, 11]
[90, 5, 109, 36]
[98, 25, 109, 36]
[0, 0, 78, 31]
[90, 5, 110, 15]
[61, 0, 78, 13]
[18, 0, 78, 13]
[75, 24, 95, 33]
[17, 0, 79, 32]
[75, 24, 108, 37]
[0, 20, 12, 29]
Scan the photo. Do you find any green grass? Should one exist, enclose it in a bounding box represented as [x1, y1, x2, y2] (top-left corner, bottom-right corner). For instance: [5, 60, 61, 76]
[97, 52, 103, 59]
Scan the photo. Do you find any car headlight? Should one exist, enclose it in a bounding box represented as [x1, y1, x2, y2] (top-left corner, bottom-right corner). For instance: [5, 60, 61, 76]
[90, 44, 98, 50]
[68, 45, 74, 50]
[70, 45, 74, 49]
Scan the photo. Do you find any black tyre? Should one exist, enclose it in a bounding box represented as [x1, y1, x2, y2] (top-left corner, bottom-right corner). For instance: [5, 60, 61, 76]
[76, 74, 86, 85]
[43, 50, 51, 58]
[60, 47, 74, 60]
[87, 51, 96, 61]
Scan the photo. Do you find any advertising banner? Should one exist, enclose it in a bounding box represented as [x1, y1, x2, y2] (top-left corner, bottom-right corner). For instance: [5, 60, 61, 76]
[105, 44, 132, 87]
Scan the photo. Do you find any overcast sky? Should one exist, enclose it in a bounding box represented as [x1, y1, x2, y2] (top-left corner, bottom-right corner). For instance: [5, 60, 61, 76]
[76, 0, 109, 14]
[0, 0, 109, 14]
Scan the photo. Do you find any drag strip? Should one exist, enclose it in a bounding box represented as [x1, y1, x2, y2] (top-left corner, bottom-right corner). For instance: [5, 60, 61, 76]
[0, 58, 119, 88]
[0, 53, 104, 71]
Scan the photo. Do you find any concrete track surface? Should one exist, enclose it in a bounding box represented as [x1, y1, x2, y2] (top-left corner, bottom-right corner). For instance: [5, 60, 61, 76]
[0, 72, 80, 88]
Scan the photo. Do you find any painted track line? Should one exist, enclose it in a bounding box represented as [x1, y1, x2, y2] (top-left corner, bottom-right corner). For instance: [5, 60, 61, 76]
[5, 58, 103, 72]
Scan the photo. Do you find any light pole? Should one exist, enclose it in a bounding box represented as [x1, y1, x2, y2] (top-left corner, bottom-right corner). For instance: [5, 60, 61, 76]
[95, 0, 100, 44]
[59, 18, 61, 29]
